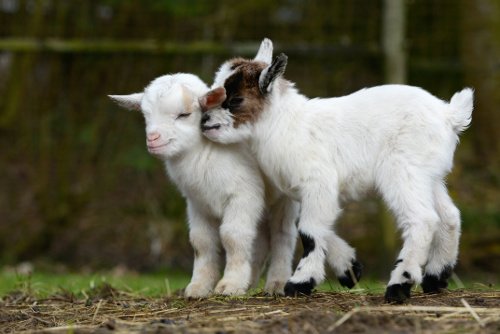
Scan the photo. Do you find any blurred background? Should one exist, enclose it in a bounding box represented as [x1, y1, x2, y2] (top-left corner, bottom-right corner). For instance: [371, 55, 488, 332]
[0, 0, 498, 282]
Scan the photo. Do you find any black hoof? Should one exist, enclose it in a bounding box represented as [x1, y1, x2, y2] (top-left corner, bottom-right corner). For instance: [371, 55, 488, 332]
[422, 266, 453, 294]
[284, 278, 316, 297]
[384, 283, 412, 303]
[338, 260, 363, 289]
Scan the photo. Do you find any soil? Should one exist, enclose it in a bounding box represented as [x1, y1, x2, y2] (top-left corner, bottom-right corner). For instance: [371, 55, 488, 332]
[1, 286, 499, 333]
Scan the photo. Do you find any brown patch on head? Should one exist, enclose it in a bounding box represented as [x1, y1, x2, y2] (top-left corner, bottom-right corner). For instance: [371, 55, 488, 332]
[222, 58, 268, 128]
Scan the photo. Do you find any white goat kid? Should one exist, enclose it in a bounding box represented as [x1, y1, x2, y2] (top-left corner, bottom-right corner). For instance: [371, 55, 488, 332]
[109, 73, 297, 297]
[199, 39, 473, 303]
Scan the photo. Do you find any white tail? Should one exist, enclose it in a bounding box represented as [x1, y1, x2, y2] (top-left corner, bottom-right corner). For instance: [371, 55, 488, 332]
[448, 88, 473, 133]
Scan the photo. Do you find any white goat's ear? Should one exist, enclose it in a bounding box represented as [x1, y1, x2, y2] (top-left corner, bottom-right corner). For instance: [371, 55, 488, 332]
[108, 93, 143, 111]
[199, 87, 227, 112]
[254, 38, 273, 64]
[259, 53, 288, 94]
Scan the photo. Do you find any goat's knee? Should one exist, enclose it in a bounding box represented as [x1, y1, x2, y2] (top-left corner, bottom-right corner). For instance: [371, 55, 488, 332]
[220, 224, 256, 257]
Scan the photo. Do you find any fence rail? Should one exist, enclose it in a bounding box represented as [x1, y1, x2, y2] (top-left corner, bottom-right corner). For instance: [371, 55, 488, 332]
[0, 38, 380, 56]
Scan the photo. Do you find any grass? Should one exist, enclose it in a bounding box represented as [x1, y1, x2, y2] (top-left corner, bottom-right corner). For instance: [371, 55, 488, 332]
[0, 269, 191, 298]
[1, 267, 488, 300]
[0, 270, 379, 299]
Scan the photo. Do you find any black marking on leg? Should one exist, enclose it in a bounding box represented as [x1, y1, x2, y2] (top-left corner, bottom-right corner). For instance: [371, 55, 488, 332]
[385, 283, 413, 303]
[299, 232, 315, 258]
[422, 265, 453, 294]
[402, 271, 411, 280]
[284, 278, 316, 297]
[440, 265, 453, 280]
[338, 260, 363, 289]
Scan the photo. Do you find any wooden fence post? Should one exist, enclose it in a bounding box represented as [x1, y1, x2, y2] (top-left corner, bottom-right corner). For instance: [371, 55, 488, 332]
[382, 0, 407, 84]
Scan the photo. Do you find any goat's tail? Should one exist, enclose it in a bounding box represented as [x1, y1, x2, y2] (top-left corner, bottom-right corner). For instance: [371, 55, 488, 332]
[448, 88, 474, 134]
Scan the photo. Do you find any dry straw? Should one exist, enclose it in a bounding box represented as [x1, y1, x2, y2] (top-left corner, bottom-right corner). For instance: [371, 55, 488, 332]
[1, 288, 498, 333]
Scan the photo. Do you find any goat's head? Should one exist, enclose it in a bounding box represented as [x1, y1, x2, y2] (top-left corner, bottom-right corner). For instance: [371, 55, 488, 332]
[199, 38, 288, 144]
[109, 73, 208, 159]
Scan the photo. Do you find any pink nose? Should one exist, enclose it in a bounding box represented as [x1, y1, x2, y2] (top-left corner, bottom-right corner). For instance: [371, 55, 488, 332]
[147, 132, 161, 142]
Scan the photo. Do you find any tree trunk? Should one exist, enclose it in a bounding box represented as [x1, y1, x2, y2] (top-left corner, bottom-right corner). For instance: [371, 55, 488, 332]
[378, 0, 407, 264]
[461, 0, 500, 171]
[382, 0, 407, 83]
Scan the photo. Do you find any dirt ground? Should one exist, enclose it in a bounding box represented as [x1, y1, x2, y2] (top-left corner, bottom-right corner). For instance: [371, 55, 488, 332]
[1, 286, 499, 333]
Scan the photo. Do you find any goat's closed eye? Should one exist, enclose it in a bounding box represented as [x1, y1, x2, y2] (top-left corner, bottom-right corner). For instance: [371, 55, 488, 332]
[176, 113, 190, 119]
[228, 97, 244, 108]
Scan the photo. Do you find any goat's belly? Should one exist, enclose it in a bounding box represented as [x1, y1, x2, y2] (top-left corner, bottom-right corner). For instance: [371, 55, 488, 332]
[266, 175, 297, 201]
[281, 184, 301, 201]
[339, 175, 374, 202]
[265, 167, 302, 201]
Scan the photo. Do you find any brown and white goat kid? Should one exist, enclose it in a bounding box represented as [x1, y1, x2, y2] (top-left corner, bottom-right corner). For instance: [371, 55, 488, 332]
[109, 73, 298, 297]
[199, 39, 473, 303]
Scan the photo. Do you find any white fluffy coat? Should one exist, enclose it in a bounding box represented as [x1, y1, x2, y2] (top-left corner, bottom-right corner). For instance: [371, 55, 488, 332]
[200, 39, 472, 301]
[109, 73, 297, 297]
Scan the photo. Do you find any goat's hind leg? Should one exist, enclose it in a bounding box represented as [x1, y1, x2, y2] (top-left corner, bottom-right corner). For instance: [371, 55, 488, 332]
[381, 173, 440, 303]
[249, 219, 270, 290]
[422, 182, 461, 294]
[264, 197, 298, 295]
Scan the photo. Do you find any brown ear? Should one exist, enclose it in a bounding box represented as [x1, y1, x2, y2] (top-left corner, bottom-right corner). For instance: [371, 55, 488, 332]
[199, 87, 227, 112]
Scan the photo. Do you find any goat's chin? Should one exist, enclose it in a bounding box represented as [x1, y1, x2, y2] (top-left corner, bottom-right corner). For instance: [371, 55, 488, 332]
[148, 145, 181, 159]
[202, 128, 241, 145]
[202, 128, 224, 142]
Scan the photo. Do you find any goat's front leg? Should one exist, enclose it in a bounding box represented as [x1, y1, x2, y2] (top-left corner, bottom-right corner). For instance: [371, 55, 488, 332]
[215, 196, 263, 296]
[284, 181, 341, 296]
[184, 202, 222, 298]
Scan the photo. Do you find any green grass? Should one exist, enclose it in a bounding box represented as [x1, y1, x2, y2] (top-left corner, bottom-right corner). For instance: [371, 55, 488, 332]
[0, 269, 493, 299]
[0, 270, 385, 298]
[0, 270, 191, 298]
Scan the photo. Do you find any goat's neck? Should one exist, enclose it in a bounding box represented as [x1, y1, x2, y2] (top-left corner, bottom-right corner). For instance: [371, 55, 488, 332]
[253, 90, 307, 147]
[165, 134, 210, 174]
[249, 91, 307, 195]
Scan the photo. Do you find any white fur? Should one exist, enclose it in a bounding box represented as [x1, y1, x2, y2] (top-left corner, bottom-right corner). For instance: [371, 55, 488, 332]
[109, 73, 298, 297]
[202, 39, 473, 295]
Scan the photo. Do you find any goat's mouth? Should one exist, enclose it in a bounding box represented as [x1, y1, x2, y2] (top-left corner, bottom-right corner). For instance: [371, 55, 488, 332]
[201, 123, 224, 140]
[147, 140, 173, 154]
[201, 124, 221, 132]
